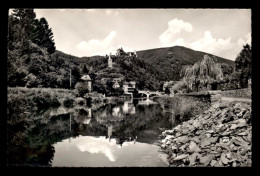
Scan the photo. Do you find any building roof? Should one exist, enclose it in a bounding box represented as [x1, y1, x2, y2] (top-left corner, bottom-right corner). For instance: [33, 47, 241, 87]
[81, 75, 91, 81]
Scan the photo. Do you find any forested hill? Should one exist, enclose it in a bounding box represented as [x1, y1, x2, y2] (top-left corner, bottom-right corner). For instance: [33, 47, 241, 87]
[55, 45, 235, 87]
[136, 46, 234, 81]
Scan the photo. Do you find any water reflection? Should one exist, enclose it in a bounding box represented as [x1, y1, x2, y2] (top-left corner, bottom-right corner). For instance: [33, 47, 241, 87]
[123, 101, 136, 114]
[52, 135, 167, 167]
[7, 98, 172, 167]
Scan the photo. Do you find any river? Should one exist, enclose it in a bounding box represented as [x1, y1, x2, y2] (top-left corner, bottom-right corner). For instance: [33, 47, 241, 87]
[7, 98, 173, 167]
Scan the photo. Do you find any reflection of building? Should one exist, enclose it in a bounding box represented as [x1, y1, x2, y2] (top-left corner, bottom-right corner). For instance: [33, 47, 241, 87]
[123, 101, 136, 114]
[107, 125, 113, 142]
[137, 99, 157, 105]
[112, 107, 123, 117]
[112, 77, 122, 89]
[81, 74, 92, 92]
[83, 108, 92, 125]
[123, 81, 136, 94]
[112, 81, 120, 89]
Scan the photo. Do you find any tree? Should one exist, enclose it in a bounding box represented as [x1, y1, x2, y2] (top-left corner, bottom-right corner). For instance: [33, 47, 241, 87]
[8, 9, 36, 87]
[182, 55, 224, 92]
[30, 17, 56, 54]
[165, 87, 171, 94]
[12, 8, 36, 55]
[235, 44, 252, 88]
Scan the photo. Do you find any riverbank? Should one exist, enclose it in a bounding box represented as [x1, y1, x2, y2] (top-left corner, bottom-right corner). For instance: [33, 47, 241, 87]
[159, 100, 252, 167]
[153, 95, 211, 126]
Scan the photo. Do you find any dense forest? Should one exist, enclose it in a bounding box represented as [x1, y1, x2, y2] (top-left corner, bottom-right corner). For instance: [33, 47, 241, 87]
[137, 46, 234, 82]
[8, 9, 81, 89]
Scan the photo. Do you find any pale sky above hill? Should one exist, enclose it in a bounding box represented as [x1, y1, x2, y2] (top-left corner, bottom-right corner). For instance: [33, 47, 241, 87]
[30, 9, 251, 60]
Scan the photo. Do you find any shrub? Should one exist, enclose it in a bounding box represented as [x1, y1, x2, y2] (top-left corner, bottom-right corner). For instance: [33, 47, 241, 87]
[179, 102, 196, 121]
[171, 80, 186, 94]
[7, 92, 28, 122]
[32, 91, 60, 110]
[63, 97, 74, 108]
[75, 82, 90, 97]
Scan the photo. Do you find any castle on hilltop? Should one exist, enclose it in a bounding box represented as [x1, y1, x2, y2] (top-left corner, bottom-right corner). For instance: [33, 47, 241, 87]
[107, 48, 138, 68]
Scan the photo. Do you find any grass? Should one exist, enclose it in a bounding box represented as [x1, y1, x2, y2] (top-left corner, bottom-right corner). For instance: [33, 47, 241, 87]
[8, 87, 77, 113]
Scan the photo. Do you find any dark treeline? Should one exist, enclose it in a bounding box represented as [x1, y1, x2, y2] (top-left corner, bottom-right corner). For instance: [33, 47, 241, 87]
[8, 9, 81, 89]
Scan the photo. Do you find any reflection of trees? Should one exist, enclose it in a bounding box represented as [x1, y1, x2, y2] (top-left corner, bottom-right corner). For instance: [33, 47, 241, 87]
[105, 104, 171, 144]
[7, 111, 73, 166]
[7, 99, 171, 166]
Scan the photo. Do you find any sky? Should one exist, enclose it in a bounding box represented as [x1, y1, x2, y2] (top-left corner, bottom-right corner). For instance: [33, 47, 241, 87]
[32, 9, 251, 61]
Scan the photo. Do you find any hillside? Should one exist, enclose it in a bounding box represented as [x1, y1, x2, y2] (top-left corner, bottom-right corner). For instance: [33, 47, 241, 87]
[136, 46, 234, 81]
[52, 45, 235, 92]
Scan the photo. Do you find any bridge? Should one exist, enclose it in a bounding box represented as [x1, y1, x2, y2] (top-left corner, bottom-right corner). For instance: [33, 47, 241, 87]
[137, 90, 162, 99]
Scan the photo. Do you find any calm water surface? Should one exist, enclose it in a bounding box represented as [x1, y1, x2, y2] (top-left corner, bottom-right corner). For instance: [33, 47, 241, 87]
[7, 98, 173, 167]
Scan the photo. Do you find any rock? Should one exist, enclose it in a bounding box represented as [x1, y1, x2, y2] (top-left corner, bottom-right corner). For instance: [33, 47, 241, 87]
[179, 144, 187, 151]
[173, 154, 189, 161]
[205, 133, 211, 138]
[226, 152, 231, 159]
[222, 137, 230, 143]
[160, 100, 251, 167]
[206, 129, 214, 134]
[222, 115, 234, 123]
[237, 119, 247, 128]
[237, 132, 247, 136]
[195, 130, 201, 136]
[230, 124, 238, 130]
[214, 160, 223, 167]
[200, 154, 214, 166]
[188, 125, 196, 132]
[166, 140, 172, 145]
[219, 104, 229, 109]
[192, 136, 200, 144]
[231, 137, 248, 148]
[165, 135, 174, 141]
[220, 153, 229, 165]
[212, 111, 222, 118]
[171, 145, 178, 151]
[216, 143, 229, 150]
[209, 137, 219, 144]
[210, 160, 217, 166]
[165, 130, 174, 135]
[237, 110, 246, 118]
[176, 136, 189, 144]
[201, 139, 211, 148]
[175, 132, 182, 137]
[243, 111, 251, 119]
[222, 130, 232, 136]
[188, 141, 200, 153]
[188, 152, 198, 166]
[181, 128, 190, 135]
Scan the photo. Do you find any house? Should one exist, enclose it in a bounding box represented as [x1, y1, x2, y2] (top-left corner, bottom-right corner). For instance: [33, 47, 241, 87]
[123, 81, 136, 94]
[81, 74, 92, 92]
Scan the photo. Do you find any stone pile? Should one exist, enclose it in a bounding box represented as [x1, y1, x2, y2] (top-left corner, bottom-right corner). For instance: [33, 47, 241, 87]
[159, 101, 252, 167]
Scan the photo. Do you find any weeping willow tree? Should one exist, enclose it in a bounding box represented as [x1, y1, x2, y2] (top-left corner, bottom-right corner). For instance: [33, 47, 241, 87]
[181, 55, 224, 92]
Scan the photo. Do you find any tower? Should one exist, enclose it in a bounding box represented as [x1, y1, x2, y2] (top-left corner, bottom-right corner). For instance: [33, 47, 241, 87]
[108, 53, 112, 68]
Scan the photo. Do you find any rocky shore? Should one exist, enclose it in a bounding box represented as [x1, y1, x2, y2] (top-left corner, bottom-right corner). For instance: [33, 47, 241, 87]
[159, 100, 252, 167]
